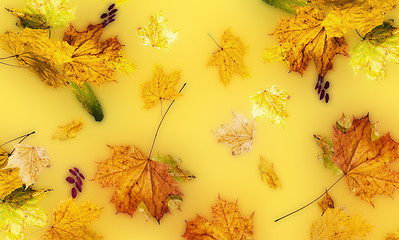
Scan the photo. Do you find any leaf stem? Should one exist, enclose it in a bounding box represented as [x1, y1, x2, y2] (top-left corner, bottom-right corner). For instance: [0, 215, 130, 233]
[148, 83, 187, 160]
[0, 131, 35, 147]
[355, 30, 365, 40]
[208, 33, 222, 49]
[274, 173, 346, 222]
[0, 55, 17, 60]
[0, 61, 23, 68]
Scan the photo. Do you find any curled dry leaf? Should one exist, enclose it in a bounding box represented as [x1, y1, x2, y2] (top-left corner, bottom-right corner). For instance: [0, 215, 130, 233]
[137, 12, 178, 50]
[311, 208, 372, 240]
[259, 156, 282, 189]
[93, 145, 185, 222]
[208, 29, 249, 86]
[51, 119, 84, 140]
[317, 191, 335, 215]
[249, 85, 290, 125]
[214, 112, 255, 156]
[42, 198, 102, 240]
[141, 65, 181, 109]
[6, 144, 51, 188]
[0, 28, 74, 87]
[386, 231, 399, 240]
[183, 196, 254, 240]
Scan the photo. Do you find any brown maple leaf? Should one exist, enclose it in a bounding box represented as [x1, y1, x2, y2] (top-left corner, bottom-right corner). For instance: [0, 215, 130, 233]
[330, 115, 399, 205]
[183, 195, 254, 240]
[63, 23, 123, 86]
[93, 145, 183, 222]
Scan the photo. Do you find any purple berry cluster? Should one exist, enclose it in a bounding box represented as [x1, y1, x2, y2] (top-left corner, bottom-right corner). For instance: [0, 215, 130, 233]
[101, 3, 118, 27]
[315, 75, 330, 103]
[66, 167, 85, 199]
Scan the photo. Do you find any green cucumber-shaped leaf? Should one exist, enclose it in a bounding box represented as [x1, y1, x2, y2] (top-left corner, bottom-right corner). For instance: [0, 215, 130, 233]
[70, 81, 104, 122]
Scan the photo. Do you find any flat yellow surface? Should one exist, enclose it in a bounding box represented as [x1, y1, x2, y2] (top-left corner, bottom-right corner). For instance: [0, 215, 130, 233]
[1, 0, 399, 239]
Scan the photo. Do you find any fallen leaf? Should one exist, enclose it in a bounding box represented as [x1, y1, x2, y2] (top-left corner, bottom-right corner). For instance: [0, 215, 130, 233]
[311, 208, 372, 240]
[6, 144, 51, 188]
[183, 195, 254, 240]
[386, 231, 399, 240]
[0, 147, 9, 169]
[6, 0, 75, 29]
[51, 119, 84, 140]
[313, 134, 342, 174]
[153, 154, 195, 183]
[70, 81, 104, 122]
[351, 20, 399, 80]
[113, 51, 136, 74]
[329, 115, 399, 205]
[63, 23, 124, 86]
[137, 12, 177, 50]
[0, 28, 74, 87]
[42, 198, 102, 240]
[0, 168, 23, 200]
[249, 85, 290, 125]
[214, 112, 255, 156]
[0, 187, 50, 240]
[261, 0, 308, 14]
[141, 65, 181, 109]
[259, 156, 282, 189]
[267, 6, 349, 77]
[317, 191, 335, 214]
[208, 29, 249, 86]
[93, 145, 183, 222]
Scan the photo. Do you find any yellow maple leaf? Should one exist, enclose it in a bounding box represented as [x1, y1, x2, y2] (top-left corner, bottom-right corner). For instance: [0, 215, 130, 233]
[0, 28, 74, 87]
[5, 144, 51, 188]
[137, 12, 177, 50]
[268, 6, 349, 77]
[183, 195, 254, 240]
[51, 119, 84, 141]
[208, 29, 249, 86]
[0, 168, 23, 200]
[214, 112, 255, 156]
[311, 208, 373, 239]
[141, 65, 181, 109]
[249, 85, 290, 125]
[63, 23, 125, 86]
[42, 198, 102, 240]
[258, 156, 282, 189]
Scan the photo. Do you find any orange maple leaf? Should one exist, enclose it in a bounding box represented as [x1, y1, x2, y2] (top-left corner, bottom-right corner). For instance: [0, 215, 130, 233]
[183, 196, 254, 240]
[93, 145, 182, 222]
[330, 115, 399, 205]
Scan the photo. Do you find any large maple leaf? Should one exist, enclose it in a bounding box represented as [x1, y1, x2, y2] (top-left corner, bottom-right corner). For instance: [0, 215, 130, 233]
[266, 6, 349, 77]
[183, 196, 254, 240]
[0, 168, 23, 200]
[63, 23, 123, 86]
[93, 145, 183, 222]
[42, 198, 102, 240]
[328, 115, 399, 205]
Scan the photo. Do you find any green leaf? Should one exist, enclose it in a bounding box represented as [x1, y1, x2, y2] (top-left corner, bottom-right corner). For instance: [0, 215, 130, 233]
[70, 81, 104, 122]
[261, 0, 308, 14]
[6, 0, 75, 29]
[313, 135, 342, 175]
[153, 154, 195, 183]
[351, 20, 399, 80]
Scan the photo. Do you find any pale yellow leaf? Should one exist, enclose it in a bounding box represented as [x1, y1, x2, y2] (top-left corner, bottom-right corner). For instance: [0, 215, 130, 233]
[258, 156, 281, 189]
[51, 119, 84, 141]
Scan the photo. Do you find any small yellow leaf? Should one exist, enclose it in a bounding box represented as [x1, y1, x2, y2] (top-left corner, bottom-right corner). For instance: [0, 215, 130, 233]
[141, 65, 181, 109]
[258, 156, 281, 189]
[137, 12, 177, 50]
[0, 168, 23, 200]
[6, 144, 51, 188]
[208, 29, 249, 86]
[317, 191, 335, 214]
[386, 231, 399, 240]
[249, 85, 290, 125]
[51, 119, 84, 141]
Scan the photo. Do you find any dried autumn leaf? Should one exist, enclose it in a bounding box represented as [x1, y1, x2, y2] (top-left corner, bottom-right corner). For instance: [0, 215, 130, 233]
[51, 119, 84, 140]
[261, 0, 308, 14]
[0, 147, 9, 169]
[6, 0, 75, 29]
[42, 198, 102, 240]
[214, 112, 255, 156]
[6, 144, 51, 188]
[311, 208, 372, 240]
[258, 156, 282, 189]
[70, 81, 104, 122]
[153, 154, 195, 183]
[313, 134, 342, 174]
[249, 85, 290, 125]
[386, 231, 399, 240]
[317, 191, 335, 214]
[137, 12, 177, 50]
[351, 20, 399, 80]
[267, 6, 349, 77]
[329, 115, 399, 205]
[93, 145, 184, 222]
[0, 168, 23, 200]
[0, 28, 74, 87]
[0, 187, 50, 240]
[183, 196, 254, 240]
[142, 65, 181, 109]
[63, 23, 125, 86]
[208, 29, 249, 86]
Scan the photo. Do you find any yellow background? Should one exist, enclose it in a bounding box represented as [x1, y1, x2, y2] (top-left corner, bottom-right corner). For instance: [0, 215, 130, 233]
[1, 0, 399, 239]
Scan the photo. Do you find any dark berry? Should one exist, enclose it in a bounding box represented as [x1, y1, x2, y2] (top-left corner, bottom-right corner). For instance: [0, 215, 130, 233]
[108, 14, 116, 19]
[109, 9, 118, 15]
[108, 4, 115, 11]
[69, 169, 77, 176]
[320, 89, 325, 100]
[66, 176, 75, 184]
[71, 187, 77, 198]
[315, 83, 319, 90]
[324, 81, 330, 89]
[76, 182, 82, 192]
[73, 167, 80, 173]
[318, 86, 322, 94]
[76, 176, 83, 186]
[79, 172, 85, 180]
[101, 13, 108, 19]
[108, 19, 116, 23]
[325, 93, 330, 103]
